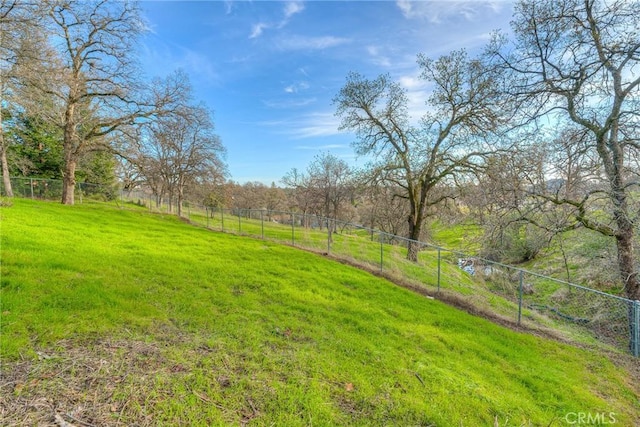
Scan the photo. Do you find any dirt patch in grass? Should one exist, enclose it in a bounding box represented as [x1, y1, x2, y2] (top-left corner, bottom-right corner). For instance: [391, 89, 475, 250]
[0, 326, 275, 427]
[0, 338, 168, 426]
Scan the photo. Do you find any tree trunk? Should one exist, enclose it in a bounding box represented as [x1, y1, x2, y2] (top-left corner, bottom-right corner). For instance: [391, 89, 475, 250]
[407, 213, 421, 262]
[0, 61, 10, 197]
[61, 99, 78, 205]
[0, 71, 12, 197]
[616, 229, 640, 301]
[0, 139, 13, 197]
[61, 156, 77, 205]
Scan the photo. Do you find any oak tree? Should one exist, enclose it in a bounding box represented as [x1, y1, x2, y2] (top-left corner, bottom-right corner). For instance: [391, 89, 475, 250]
[334, 50, 503, 261]
[489, 0, 640, 299]
[25, 0, 182, 204]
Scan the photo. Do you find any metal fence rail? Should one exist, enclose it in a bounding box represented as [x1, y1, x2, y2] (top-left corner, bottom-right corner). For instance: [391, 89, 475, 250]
[3, 177, 638, 357]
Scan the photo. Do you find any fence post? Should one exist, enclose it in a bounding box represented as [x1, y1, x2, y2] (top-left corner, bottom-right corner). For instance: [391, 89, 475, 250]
[30, 178, 34, 199]
[206, 207, 210, 228]
[261, 210, 264, 239]
[291, 213, 295, 246]
[632, 300, 640, 357]
[437, 248, 441, 293]
[221, 208, 225, 232]
[327, 218, 331, 254]
[518, 270, 524, 326]
[379, 232, 384, 273]
[238, 209, 242, 233]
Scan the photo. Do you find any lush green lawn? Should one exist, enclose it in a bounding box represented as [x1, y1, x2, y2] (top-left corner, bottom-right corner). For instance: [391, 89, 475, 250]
[1, 199, 638, 426]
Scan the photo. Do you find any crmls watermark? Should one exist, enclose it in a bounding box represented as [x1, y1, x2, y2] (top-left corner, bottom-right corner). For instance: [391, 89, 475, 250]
[564, 412, 617, 425]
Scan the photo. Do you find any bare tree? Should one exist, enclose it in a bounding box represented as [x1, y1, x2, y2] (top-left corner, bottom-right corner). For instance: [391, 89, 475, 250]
[358, 184, 410, 237]
[265, 182, 287, 216]
[489, 0, 640, 300]
[137, 95, 226, 217]
[283, 152, 354, 231]
[19, 1, 183, 205]
[232, 181, 267, 210]
[282, 167, 314, 222]
[307, 152, 354, 222]
[334, 50, 504, 261]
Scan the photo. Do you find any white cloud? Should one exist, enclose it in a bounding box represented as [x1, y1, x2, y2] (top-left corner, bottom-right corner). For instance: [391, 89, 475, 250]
[399, 74, 424, 90]
[396, 0, 507, 23]
[250, 22, 268, 39]
[295, 144, 346, 150]
[259, 112, 344, 139]
[366, 45, 392, 68]
[139, 41, 219, 84]
[263, 97, 317, 109]
[283, 1, 305, 20]
[137, 15, 157, 35]
[180, 49, 220, 83]
[224, 0, 234, 15]
[276, 35, 350, 51]
[283, 81, 310, 93]
[249, 1, 305, 38]
[298, 67, 310, 77]
[396, 0, 413, 18]
[289, 112, 344, 138]
[395, 72, 433, 123]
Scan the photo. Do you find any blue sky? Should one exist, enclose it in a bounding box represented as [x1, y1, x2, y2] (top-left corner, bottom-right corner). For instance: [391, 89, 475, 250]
[138, 1, 515, 184]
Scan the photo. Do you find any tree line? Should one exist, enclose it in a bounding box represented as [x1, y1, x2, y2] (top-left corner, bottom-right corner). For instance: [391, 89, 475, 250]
[2, 0, 639, 301]
[1, 0, 227, 208]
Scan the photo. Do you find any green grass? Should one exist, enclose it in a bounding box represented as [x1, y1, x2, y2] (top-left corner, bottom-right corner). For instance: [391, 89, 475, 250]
[1, 199, 639, 426]
[118, 201, 636, 357]
[430, 219, 483, 253]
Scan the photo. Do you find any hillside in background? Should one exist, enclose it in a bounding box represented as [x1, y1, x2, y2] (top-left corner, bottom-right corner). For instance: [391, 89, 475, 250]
[1, 199, 638, 426]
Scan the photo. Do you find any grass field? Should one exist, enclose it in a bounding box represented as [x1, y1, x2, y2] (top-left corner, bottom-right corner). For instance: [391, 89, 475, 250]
[1, 199, 638, 426]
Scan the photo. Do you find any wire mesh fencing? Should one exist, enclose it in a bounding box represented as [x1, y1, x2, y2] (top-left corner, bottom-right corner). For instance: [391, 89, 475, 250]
[3, 179, 638, 357]
[1, 177, 113, 202]
[183, 205, 639, 357]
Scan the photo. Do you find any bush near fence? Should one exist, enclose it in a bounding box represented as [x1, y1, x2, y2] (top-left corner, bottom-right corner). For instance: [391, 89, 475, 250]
[3, 177, 638, 357]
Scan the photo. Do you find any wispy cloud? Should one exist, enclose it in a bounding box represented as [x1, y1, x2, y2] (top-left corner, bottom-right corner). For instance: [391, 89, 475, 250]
[250, 22, 268, 39]
[263, 97, 317, 109]
[366, 45, 392, 68]
[224, 0, 234, 15]
[140, 40, 220, 83]
[284, 81, 310, 93]
[294, 144, 346, 150]
[179, 48, 220, 83]
[275, 35, 350, 51]
[259, 112, 344, 139]
[283, 1, 305, 21]
[397, 72, 433, 122]
[249, 0, 305, 38]
[396, 0, 506, 23]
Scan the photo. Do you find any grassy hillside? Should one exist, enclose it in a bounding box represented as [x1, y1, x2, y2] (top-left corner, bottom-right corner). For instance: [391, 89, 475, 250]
[1, 199, 638, 426]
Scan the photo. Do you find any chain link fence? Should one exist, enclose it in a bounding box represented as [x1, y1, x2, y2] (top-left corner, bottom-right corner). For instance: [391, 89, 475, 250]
[0, 177, 114, 202]
[183, 205, 639, 357]
[3, 178, 638, 357]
